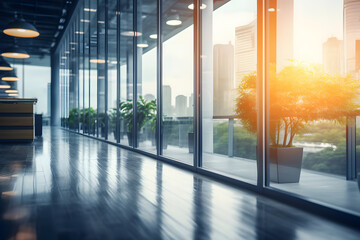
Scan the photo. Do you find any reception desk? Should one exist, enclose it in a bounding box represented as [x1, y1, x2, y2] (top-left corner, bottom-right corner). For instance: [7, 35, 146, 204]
[0, 98, 37, 142]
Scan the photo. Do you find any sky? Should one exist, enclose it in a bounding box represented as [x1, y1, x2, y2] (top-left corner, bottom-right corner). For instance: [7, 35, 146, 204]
[140, 0, 343, 106]
[14, 64, 50, 115]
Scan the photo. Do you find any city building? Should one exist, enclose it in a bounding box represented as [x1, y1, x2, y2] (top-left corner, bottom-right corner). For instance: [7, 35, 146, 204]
[323, 37, 344, 75]
[235, 21, 257, 86]
[175, 94, 187, 117]
[163, 85, 172, 117]
[213, 43, 234, 116]
[344, 0, 360, 75]
[0, 0, 359, 239]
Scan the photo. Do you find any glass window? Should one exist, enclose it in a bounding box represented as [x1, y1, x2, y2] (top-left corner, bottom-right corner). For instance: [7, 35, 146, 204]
[136, 0, 157, 153]
[107, 0, 118, 142]
[89, 0, 98, 136]
[98, 0, 106, 139]
[79, 7, 85, 134]
[84, 0, 91, 135]
[161, 0, 194, 164]
[201, 0, 257, 183]
[266, 0, 360, 214]
[119, 0, 134, 147]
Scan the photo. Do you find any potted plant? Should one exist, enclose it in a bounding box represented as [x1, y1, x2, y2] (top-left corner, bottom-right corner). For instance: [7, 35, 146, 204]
[236, 62, 360, 183]
[108, 108, 118, 140]
[98, 112, 106, 138]
[119, 96, 156, 147]
[68, 108, 79, 130]
[80, 108, 96, 134]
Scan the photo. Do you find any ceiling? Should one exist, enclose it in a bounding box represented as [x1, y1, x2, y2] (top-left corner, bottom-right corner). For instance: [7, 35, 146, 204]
[0, 0, 78, 64]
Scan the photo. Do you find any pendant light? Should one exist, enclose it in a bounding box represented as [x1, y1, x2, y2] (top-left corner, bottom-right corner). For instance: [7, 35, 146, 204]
[2, 71, 18, 81]
[0, 80, 11, 89]
[0, 57, 13, 71]
[3, 18, 39, 38]
[1, 45, 30, 59]
[5, 89, 18, 93]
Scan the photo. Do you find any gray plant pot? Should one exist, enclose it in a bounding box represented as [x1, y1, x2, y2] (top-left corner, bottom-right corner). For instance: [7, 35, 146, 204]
[270, 147, 303, 183]
[358, 173, 360, 192]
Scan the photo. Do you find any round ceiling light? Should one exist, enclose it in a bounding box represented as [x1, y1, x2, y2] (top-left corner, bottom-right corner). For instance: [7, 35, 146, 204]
[121, 31, 142, 37]
[90, 59, 106, 63]
[0, 57, 13, 71]
[1, 46, 30, 59]
[166, 15, 182, 26]
[188, 4, 207, 10]
[149, 34, 157, 39]
[137, 41, 148, 48]
[3, 19, 39, 38]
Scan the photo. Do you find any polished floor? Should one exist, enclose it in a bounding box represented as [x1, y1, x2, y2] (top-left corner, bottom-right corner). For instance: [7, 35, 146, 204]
[0, 127, 359, 240]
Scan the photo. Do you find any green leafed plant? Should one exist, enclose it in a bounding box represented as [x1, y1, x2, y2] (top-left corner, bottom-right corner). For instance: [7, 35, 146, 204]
[235, 61, 360, 147]
[119, 96, 156, 133]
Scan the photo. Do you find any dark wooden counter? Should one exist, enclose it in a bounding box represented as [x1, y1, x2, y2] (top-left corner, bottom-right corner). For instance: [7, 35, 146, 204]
[0, 98, 37, 142]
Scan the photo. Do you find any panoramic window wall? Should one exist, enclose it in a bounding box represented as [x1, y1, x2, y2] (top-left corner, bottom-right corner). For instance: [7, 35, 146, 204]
[201, 0, 258, 183]
[136, 0, 157, 153]
[161, 0, 194, 164]
[119, 0, 134, 147]
[107, 0, 118, 143]
[56, 0, 360, 218]
[265, 0, 360, 214]
[98, 0, 106, 139]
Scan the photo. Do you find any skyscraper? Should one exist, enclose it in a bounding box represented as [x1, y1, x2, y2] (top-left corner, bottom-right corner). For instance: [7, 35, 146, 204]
[323, 37, 344, 75]
[144, 93, 155, 102]
[344, 0, 360, 75]
[187, 93, 194, 116]
[213, 42, 234, 116]
[163, 85, 172, 117]
[276, 0, 294, 70]
[235, 20, 256, 87]
[175, 95, 187, 117]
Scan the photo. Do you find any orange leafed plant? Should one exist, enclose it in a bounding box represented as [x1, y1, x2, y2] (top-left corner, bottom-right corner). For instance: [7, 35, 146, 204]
[235, 61, 360, 147]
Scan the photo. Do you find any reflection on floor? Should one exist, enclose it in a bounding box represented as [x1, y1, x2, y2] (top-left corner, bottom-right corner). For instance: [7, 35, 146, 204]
[148, 144, 360, 214]
[0, 127, 359, 239]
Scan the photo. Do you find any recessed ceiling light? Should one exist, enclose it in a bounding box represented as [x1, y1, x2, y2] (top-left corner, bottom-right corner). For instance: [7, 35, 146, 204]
[268, 8, 275, 12]
[166, 15, 182, 26]
[81, 19, 90, 23]
[90, 59, 105, 63]
[8, 93, 18, 97]
[149, 34, 157, 39]
[137, 43, 148, 48]
[84, 8, 96, 12]
[188, 3, 207, 10]
[121, 31, 142, 37]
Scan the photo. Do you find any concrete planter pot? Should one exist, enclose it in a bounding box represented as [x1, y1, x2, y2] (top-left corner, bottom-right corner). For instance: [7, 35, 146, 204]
[270, 147, 303, 183]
